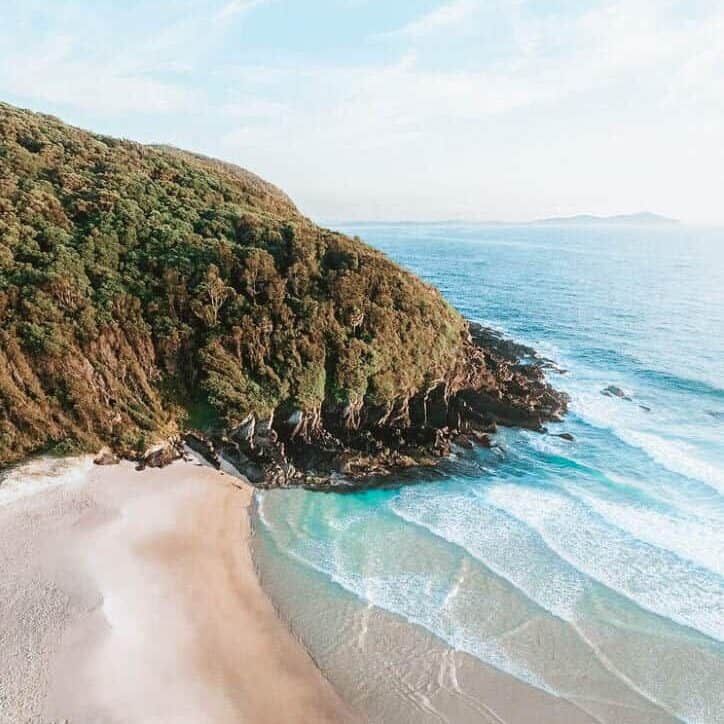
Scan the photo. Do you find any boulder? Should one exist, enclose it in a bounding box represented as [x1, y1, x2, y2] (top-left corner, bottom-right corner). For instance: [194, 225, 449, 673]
[471, 431, 493, 448]
[138, 441, 182, 470]
[601, 385, 631, 400]
[93, 447, 119, 465]
[392, 453, 418, 468]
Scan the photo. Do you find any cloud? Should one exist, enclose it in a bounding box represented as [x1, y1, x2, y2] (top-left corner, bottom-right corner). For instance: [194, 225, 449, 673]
[0, 29, 197, 115]
[211, 1, 724, 222]
[219, 97, 289, 119]
[3, 0, 724, 221]
[0, 59, 196, 116]
[215, 0, 269, 21]
[389, 0, 478, 39]
[0, 0, 270, 117]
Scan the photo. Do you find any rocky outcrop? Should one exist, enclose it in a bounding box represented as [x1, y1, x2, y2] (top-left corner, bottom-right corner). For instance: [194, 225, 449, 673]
[184, 431, 221, 469]
[135, 439, 184, 470]
[601, 385, 631, 400]
[602, 384, 651, 413]
[185, 321, 568, 490]
[93, 447, 120, 465]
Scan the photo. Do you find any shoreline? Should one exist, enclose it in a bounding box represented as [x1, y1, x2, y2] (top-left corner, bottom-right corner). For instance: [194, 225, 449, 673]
[2, 450, 698, 724]
[250, 492, 602, 724]
[250, 486, 689, 724]
[0, 457, 353, 723]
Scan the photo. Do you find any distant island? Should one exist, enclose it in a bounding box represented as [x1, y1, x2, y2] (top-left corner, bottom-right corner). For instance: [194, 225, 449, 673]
[331, 212, 680, 227]
[534, 212, 679, 225]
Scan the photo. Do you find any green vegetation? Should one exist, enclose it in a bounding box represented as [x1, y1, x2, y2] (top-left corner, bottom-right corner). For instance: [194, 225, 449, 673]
[0, 101, 468, 465]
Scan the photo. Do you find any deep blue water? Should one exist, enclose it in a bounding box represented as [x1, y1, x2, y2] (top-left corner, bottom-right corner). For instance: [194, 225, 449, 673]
[255, 223, 724, 723]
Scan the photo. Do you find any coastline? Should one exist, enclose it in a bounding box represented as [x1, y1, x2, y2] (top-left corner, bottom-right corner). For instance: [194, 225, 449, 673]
[251, 493, 603, 724]
[251, 484, 690, 724]
[0, 457, 353, 723]
[252, 519, 602, 724]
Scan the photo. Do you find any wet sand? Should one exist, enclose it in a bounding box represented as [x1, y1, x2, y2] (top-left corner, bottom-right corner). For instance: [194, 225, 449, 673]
[0, 458, 352, 723]
[253, 493, 682, 724]
[253, 533, 602, 724]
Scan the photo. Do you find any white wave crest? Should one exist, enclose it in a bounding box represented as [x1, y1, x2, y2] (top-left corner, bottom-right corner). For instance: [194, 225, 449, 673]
[625, 431, 724, 493]
[568, 384, 724, 494]
[573, 491, 724, 578]
[485, 484, 724, 642]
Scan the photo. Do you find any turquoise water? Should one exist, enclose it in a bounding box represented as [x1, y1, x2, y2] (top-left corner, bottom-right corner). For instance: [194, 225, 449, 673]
[255, 224, 724, 722]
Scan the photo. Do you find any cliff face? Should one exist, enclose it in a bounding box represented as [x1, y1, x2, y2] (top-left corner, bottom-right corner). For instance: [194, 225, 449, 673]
[0, 102, 566, 483]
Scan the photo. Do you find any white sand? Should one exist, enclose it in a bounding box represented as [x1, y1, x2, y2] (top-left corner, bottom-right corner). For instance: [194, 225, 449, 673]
[0, 458, 353, 723]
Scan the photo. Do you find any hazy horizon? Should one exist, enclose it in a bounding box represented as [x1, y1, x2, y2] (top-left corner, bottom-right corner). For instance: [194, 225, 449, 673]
[321, 211, 691, 225]
[3, 1, 723, 224]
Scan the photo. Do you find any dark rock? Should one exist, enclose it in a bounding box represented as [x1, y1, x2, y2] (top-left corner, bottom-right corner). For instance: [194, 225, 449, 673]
[471, 431, 493, 448]
[237, 460, 266, 484]
[555, 432, 575, 442]
[467, 324, 538, 362]
[137, 440, 183, 470]
[392, 453, 418, 468]
[601, 385, 632, 400]
[184, 430, 221, 469]
[426, 384, 449, 429]
[455, 435, 475, 450]
[474, 419, 498, 434]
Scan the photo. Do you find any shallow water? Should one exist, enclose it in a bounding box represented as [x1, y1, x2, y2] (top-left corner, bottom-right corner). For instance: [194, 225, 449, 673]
[253, 223, 724, 723]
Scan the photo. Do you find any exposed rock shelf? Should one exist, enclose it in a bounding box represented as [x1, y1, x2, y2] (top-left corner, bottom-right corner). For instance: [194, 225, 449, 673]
[183, 322, 568, 490]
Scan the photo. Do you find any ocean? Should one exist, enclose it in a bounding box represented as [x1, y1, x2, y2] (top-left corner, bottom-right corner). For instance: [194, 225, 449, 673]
[252, 223, 724, 723]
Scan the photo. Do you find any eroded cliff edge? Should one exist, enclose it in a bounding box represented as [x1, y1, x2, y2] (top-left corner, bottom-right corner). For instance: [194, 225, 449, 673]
[190, 323, 567, 489]
[0, 102, 566, 485]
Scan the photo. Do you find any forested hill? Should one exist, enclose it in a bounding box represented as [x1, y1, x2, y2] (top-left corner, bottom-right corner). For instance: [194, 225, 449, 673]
[0, 101, 471, 466]
[0, 102, 568, 483]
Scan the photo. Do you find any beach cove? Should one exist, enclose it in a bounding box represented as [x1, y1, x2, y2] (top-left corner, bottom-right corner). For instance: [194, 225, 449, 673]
[0, 456, 352, 724]
[1, 454, 603, 724]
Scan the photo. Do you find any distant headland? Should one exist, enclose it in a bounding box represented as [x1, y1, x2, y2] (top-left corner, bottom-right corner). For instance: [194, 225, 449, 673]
[533, 212, 679, 225]
[332, 212, 680, 227]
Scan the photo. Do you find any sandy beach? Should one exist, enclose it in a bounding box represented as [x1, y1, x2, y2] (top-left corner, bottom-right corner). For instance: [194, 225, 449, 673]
[1, 452, 698, 724]
[0, 457, 353, 724]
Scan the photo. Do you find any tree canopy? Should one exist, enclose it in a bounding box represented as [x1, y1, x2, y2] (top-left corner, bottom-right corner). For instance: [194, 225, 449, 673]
[0, 101, 468, 464]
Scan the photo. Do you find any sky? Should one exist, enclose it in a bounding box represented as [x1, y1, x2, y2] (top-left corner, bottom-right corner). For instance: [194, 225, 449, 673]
[1, 0, 723, 223]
